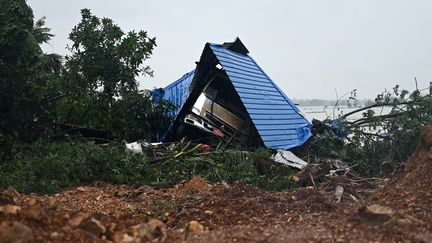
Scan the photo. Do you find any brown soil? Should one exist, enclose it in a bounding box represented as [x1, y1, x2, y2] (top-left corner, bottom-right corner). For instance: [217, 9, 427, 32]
[1, 126, 432, 242]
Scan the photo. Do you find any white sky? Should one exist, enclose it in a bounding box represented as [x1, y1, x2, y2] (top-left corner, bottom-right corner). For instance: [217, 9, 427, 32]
[28, 0, 432, 99]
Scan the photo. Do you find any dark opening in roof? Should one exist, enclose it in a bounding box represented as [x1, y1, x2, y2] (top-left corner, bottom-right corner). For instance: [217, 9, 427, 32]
[222, 37, 249, 55]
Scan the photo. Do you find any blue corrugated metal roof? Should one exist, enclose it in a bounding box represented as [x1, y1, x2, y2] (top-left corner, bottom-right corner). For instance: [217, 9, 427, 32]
[208, 43, 311, 150]
[162, 70, 195, 118]
[160, 39, 311, 150]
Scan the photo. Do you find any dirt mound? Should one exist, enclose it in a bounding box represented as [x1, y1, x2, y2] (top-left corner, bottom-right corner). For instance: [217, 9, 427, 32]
[369, 125, 432, 230]
[342, 125, 432, 242]
[171, 176, 211, 196]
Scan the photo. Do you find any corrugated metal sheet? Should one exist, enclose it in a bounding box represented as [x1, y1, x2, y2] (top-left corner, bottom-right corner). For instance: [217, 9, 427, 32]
[208, 43, 311, 150]
[162, 70, 195, 118]
[160, 40, 311, 150]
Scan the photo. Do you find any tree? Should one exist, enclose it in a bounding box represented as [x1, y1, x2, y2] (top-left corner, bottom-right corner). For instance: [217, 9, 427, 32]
[59, 9, 170, 141]
[308, 84, 432, 177]
[0, 0, 41, 157]
[65, 9, 156, 100]
[0, 0, 64, 160]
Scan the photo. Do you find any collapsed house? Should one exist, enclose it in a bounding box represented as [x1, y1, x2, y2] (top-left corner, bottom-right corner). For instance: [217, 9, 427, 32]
[153, 38, 312, 150]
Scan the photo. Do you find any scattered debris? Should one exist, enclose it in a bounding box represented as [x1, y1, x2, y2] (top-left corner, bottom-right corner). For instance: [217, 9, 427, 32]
[125, 141, 143, 154]
[271, 150, 308, 169]
[334, 185, 344, 203]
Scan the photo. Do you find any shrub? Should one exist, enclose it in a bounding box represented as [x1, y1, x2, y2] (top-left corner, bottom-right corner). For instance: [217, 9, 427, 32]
[0, 140, 298, 194]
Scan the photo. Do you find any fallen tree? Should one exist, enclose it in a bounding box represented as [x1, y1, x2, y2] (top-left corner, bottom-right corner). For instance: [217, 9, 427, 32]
[307, 84, 432, 177]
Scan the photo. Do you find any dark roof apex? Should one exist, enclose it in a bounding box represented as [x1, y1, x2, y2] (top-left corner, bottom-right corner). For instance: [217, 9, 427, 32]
[222, 37, 249, 55]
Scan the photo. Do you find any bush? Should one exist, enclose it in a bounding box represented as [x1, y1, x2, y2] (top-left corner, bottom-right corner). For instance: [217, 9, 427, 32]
[0, 140, 150, 193]
[0, 140, 298, 194]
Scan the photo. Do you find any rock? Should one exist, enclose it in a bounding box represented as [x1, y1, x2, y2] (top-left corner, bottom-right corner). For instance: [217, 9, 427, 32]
[0, 221, 34, 243]
[358, 204, 395, 223]
[27, 198, 39, 207]
[114, 189, 128, 197]
[44, 198, 58, 210]
[221, 181, 231, 189]
[113, 233, 135, 242]
[204, 210, 213, 216]
[114, 219, 167, 242]
[68, 213, 88, 227]
[3, 186, 20, 199]
[335, 186, 344, 203]
[0, 194, 16, 206]
[0, 205, 21, 215]
[76, 187, 86, 192]
[187, 220, 205, 232]
[72, 229, 98, 241]
[50, 231, 64, 240]
[81, 217, 106, 237]
[136, 219, 167, 240]
[365, 204, 395, 215]
[22, 204, 46, 222]
[1, 187, 20, 205]
[137, 185, 152, 192]
[60, 225, 73, 235]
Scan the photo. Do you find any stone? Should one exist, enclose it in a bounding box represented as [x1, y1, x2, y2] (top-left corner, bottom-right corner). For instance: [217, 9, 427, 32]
[113, 219, 167, 242]
[76, 187, 86, 192]
[358, 204, 396, 223]
[136, 219, 167, 240]
[365, 204, 396, 216]
[114, 189, 128, 197]
[335, 186, 344, 203]
[0, 205, 21, 215]
[0, 194, 16, 206]
[22, 204, 46, 222]
[187, 220, 205, 232]
[81, 217, 106, 237]
[3, 186, 20, 199]
[113, 233, 135, 242]
[0, 221, 34, 243]
[0, 187, 20, 205]
[68, 213, 88, 227]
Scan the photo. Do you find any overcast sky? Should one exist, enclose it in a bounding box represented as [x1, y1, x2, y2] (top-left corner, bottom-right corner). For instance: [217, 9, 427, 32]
[28, 0, 432, 99]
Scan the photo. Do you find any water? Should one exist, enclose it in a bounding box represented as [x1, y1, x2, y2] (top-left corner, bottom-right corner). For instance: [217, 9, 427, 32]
[300, 106, 392, 122]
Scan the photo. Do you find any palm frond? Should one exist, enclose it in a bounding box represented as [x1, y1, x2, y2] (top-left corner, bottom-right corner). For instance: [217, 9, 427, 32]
[33, 17, 54, 44]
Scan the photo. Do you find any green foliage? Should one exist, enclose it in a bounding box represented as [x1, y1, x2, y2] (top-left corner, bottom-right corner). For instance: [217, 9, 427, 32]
[0, 140, 297, 194]
[65, 8, 156, 98]
[0, 0, 64, 159]
[149, 144, 297, 191]
[309, 85, 432, 177]
[0, 140, 150, 193]
[57, 8, 169, 141]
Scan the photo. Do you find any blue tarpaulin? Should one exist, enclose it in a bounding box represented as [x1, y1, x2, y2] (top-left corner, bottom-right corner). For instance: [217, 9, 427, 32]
[156, 38, 312, 150]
